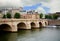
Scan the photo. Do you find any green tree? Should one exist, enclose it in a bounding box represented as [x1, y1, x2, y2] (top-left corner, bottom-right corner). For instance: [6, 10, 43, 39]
[6, 12, 12, 18]
[45, 15, 52, 19]
[40, 13, 43, 18]
[52, 14, 58, 19]
[45, 15, 49, 19]
[14, 12, 20, 19]
[48, 15, 52, 19]
[3, 14, 6, 18]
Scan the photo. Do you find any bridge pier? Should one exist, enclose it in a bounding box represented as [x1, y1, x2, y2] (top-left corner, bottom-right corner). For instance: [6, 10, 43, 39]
[42, 22, 46, 27]
[26, 22, 31, 29]
[35, 22, 40, 28]
[10, 24, 17, 32]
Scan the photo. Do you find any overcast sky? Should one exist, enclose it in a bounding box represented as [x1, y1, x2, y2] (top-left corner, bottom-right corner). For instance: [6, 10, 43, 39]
[0, 0, 60, 14]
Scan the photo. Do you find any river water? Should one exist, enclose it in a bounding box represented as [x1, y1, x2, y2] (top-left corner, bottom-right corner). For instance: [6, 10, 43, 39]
[0, 28, 60, 41]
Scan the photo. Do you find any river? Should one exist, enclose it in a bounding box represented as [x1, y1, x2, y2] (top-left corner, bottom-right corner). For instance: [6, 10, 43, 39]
[0, 28, 60, 41]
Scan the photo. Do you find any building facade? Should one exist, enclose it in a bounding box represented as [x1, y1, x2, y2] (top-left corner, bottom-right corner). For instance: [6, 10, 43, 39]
[0, 7, 40, 19]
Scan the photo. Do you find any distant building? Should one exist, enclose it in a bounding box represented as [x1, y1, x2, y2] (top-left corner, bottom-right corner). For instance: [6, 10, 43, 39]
[0, 11, 3, 18]
[55, 12, 60, 19]
[0, 14, 3, 18]
[0, 10, 3, 18]
[0, 7, 24, 18]
[21, 11, 40, 19]
[0, 7, 40, 19]
[55, 12, 60, 17]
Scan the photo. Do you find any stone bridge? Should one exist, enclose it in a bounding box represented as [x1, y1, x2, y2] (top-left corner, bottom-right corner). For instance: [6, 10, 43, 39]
[0, 19, 48, 32]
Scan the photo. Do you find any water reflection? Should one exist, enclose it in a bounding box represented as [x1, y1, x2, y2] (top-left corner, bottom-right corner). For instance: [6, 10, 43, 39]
[18, 28, 60, 41]
[17, 28, 43, 41]
[0, 28, 60, 41]
[0, 32, 17, 41]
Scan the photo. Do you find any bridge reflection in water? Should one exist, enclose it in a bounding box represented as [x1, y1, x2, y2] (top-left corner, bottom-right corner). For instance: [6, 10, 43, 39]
[0, 32, 17, 41]
[0, 28, 60, 41]
[17, 28, 60, 41]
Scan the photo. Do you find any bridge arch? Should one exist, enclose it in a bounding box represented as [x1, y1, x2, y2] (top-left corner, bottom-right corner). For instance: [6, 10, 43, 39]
[17, 22, 26, 29]
[39, 22, 43, 28]
[45, 22, 48, 25]
[30, 22, 36, 29]
[0, 24, 11, 31]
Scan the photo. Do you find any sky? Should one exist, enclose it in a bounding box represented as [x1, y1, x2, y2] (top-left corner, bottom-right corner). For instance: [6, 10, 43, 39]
[0, 0, 60, 14]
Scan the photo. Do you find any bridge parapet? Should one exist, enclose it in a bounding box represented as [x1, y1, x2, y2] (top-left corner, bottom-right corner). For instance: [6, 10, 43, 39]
[0, 19, 48, 22]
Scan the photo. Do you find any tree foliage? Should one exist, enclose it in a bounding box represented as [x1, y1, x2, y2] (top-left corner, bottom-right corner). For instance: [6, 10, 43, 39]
[3, 14, 6, 18]
[14, 12, 20, 19]
[6, 12, 12, 18]
[45, 14, 58, 19]
[45, 15, 52, 19]
[52, 14, 58, 19]
[40, 13, 43, 18]
[45, 15, 49, 19]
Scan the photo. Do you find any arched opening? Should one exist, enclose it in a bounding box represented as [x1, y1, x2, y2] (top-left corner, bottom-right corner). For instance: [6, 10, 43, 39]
[45, 22, 47, 26]
[17, 22, 26, 29]
[39, 22, 43, 28]
[0, 24, 11, 32]
[31, 22, 36, 29]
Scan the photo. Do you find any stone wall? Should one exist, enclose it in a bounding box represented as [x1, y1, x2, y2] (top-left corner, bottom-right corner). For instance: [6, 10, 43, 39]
[48, 20, 60, 25]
